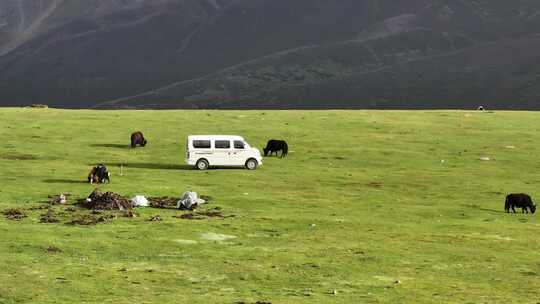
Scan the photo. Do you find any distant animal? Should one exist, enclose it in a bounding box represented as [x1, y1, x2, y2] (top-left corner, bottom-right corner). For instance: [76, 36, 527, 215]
[263, 139, 288, 158]
[130, 131, 147, 148]
[88, 164, 110, 184]
[505, 193, 536, 214]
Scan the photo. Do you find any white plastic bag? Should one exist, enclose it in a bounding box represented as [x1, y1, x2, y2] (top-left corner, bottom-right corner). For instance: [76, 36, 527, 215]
[131, 195, 149, 207]
[177, 192, 206, 210]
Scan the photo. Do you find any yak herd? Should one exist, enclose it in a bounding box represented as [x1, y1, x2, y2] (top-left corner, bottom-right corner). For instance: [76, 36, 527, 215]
[87, 132, 535, 215]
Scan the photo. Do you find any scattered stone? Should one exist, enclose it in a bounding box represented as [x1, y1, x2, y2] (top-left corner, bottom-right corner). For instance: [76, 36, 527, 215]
[45, 246, 62, 254]
[2, 208, 27, 220]
[49, 193, 68, 205]
[148, 215, 162, 221]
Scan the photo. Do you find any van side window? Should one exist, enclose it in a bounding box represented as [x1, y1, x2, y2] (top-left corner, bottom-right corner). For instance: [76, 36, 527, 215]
[193, 140, 211, 149]
[234, 141, 245, 149]
[215, 140, 230, 149]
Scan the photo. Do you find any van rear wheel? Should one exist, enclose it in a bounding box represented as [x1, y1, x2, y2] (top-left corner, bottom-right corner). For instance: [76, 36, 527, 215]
[245, 159, 258, 170]
[196, 159, 209, 170]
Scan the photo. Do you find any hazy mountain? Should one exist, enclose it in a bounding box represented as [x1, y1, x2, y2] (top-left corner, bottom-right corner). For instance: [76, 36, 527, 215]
[1, 0, 540, 109]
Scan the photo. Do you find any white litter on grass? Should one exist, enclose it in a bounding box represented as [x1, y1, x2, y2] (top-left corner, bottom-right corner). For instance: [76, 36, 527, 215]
[177, 191, 206, 209]
[200, 233, 237, 241]
[466, 233, 515, 241]
[373, 275, 400, 283]
[175, 239, 198, 245]
[488, 235, 514, 241]
[505, 145, 516, 149]
[479, 156, 491, 161]
[131, 195, 149, 207]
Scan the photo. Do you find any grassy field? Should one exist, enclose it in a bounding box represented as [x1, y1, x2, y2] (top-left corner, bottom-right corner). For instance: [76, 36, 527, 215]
[0, 108, 539, 304]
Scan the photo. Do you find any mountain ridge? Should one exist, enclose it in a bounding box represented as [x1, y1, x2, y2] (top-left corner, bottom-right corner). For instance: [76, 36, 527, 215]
[1, 1, 540, 109]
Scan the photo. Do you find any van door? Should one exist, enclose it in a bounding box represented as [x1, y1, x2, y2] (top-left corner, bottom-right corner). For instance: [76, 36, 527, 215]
[230, 140, 248, 166]
[213, 140, 232, 166]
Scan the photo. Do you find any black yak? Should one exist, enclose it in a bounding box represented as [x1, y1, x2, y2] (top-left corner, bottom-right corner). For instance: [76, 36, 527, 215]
[88, 164, 110, 184]
[131, 131, 147, 148]
[505, 193, 536, 214]
[263, 139, 288, 158]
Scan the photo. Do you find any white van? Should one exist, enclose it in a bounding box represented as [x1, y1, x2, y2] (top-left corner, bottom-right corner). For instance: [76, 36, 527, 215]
[185, 135, 263, 170]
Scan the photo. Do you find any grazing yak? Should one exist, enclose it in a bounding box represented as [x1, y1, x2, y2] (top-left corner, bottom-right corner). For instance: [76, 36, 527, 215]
[505, 193, 536, 214]
[88, 164, 110, 184]
[131, 131, 147, 148]
[263, 139, 288, 158]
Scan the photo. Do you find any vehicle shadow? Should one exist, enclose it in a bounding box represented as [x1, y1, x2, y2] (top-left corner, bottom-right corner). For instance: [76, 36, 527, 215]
[90, 144, 130, 149]
[43, 179, 87, 184]
[106, 162, 194, 170]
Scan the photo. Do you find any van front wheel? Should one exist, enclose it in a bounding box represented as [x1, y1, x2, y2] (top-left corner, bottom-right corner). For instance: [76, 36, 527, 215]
[196, 159, 209, 170]
[245, 159, 258, 170]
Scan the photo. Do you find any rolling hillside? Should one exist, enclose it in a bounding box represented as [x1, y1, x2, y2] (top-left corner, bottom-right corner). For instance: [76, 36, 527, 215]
[1, 1, 540, 108]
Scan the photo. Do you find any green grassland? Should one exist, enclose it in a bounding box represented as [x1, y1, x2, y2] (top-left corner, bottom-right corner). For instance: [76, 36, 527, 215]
[0, 108, 538, 303]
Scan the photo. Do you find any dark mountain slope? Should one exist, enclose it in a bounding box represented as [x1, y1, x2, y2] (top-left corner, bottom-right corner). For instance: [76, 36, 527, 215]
[1, 0, 540, 108]
[97, 32, 540, 109]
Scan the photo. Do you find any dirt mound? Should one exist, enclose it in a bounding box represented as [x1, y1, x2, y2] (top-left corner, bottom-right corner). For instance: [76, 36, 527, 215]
[175, 213, 204, 220]
[148, 197, 178, 209]
[69, 213, 116, 225]
[174, 208, 234, 220]
[45, 246, 61, 254]
[149, 195, 212, 210]
[119, 210, 138, 218]
[2, 208, 27, 220]
[40, 209, 60, 223]
[82, 189, 133, 210]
